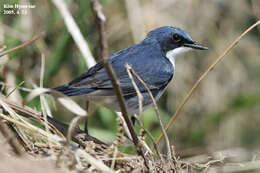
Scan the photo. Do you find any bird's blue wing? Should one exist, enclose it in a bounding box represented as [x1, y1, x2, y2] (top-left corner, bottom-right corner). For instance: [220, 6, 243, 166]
[68, 39, 174, 96]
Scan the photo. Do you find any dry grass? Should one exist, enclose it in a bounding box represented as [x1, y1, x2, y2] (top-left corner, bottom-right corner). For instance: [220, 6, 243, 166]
[1, 91, 259, 172]
[0, 96, 180, 172]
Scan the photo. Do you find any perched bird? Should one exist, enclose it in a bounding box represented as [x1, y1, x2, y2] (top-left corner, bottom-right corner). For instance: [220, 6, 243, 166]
[52, 26, 207, 124]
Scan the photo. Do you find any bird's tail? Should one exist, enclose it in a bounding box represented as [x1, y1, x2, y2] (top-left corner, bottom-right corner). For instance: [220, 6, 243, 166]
[51, 84, 95, 96]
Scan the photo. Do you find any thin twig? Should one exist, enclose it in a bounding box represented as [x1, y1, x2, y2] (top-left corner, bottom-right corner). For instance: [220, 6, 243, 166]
[91, 1, 148, 169]
[126, 65, 172, 161]
[91, 0, 109, 59]
[125, 64, 143, 116]
[39, 54, 51, 146]
[4, 70, 23, 103]
[66, 115, 88, 146]
[110, 147, 118, 170]
[0, 32, 44, 58]
[0, 113, 62, 143]
[155, 20, 260, 146]
[5, 81, 24, 98]
[90, 0, 140, 147]
[84, 101, 89, 134]
[125, 64, 163, 161]
[76, 149, 115, 173]
[51, 0, 96, 67]
[40, 54, 45, 89]
[0, 82, 32, 92]
[135, 114, 164, 161]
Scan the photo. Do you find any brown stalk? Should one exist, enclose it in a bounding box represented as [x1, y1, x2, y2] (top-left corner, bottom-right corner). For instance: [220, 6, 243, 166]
[90, 0, 139, 147]
[126, 65, 172, 162]
[39, 54, 51, 144]
[66, 115, 88, 146]
[0, 32, 44, 58]
[125, 64, 164, 162]
[155, 20, 260, 146]
[91, 1, 150, 169]
[125, 64, 143, 116]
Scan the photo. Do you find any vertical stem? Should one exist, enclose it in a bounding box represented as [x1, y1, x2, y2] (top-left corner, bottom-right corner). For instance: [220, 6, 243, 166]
[90, 1, 148, 168]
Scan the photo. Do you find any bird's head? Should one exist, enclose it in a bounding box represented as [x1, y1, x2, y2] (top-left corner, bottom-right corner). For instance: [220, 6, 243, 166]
[147, 26, 208, 60]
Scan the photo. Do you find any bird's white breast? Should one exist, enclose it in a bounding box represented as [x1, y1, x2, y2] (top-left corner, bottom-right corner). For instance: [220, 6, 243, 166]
[165, 47, 192, 68]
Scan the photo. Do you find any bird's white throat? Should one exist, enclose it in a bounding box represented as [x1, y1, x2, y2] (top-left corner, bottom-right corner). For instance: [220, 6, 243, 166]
[166, 47, 192, 67]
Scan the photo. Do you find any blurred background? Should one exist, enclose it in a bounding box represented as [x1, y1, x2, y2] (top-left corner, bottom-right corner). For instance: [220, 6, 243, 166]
[1, 0, 260, 168]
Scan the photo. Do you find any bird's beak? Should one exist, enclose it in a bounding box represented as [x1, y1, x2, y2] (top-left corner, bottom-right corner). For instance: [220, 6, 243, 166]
[183, 42, 208, 50]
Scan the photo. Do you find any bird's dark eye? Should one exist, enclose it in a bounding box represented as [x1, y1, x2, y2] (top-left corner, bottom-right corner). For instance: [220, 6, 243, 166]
[172, 34, 182, 42]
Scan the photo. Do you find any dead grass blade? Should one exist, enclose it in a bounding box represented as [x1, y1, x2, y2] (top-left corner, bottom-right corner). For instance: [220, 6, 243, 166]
[0, 82, 32, 92]
[5, 81, 24, 98]
[26, 87, 50, 102]
[125, 64, 164, 162]
[76, 149, 115, 173]
[39, 54, 52, 146]
[26, 88, 87, 116]
[0, 113, 62, 143]
[0, 96, 63, 143]
[57, 97, 87, 116]
[125, 64, 143, 116]
[126, 64, 172, 163]
[66, 115, 87, 146]
[0, 32, 44, 58]
[51, 0, 96, 67]
[155, 20, 260, 146]
[91, 0, 142, 159]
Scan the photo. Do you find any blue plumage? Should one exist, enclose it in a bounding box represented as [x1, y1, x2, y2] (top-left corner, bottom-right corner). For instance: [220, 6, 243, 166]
[52, 26, 207, 114]
[51, 84, 95, 96]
